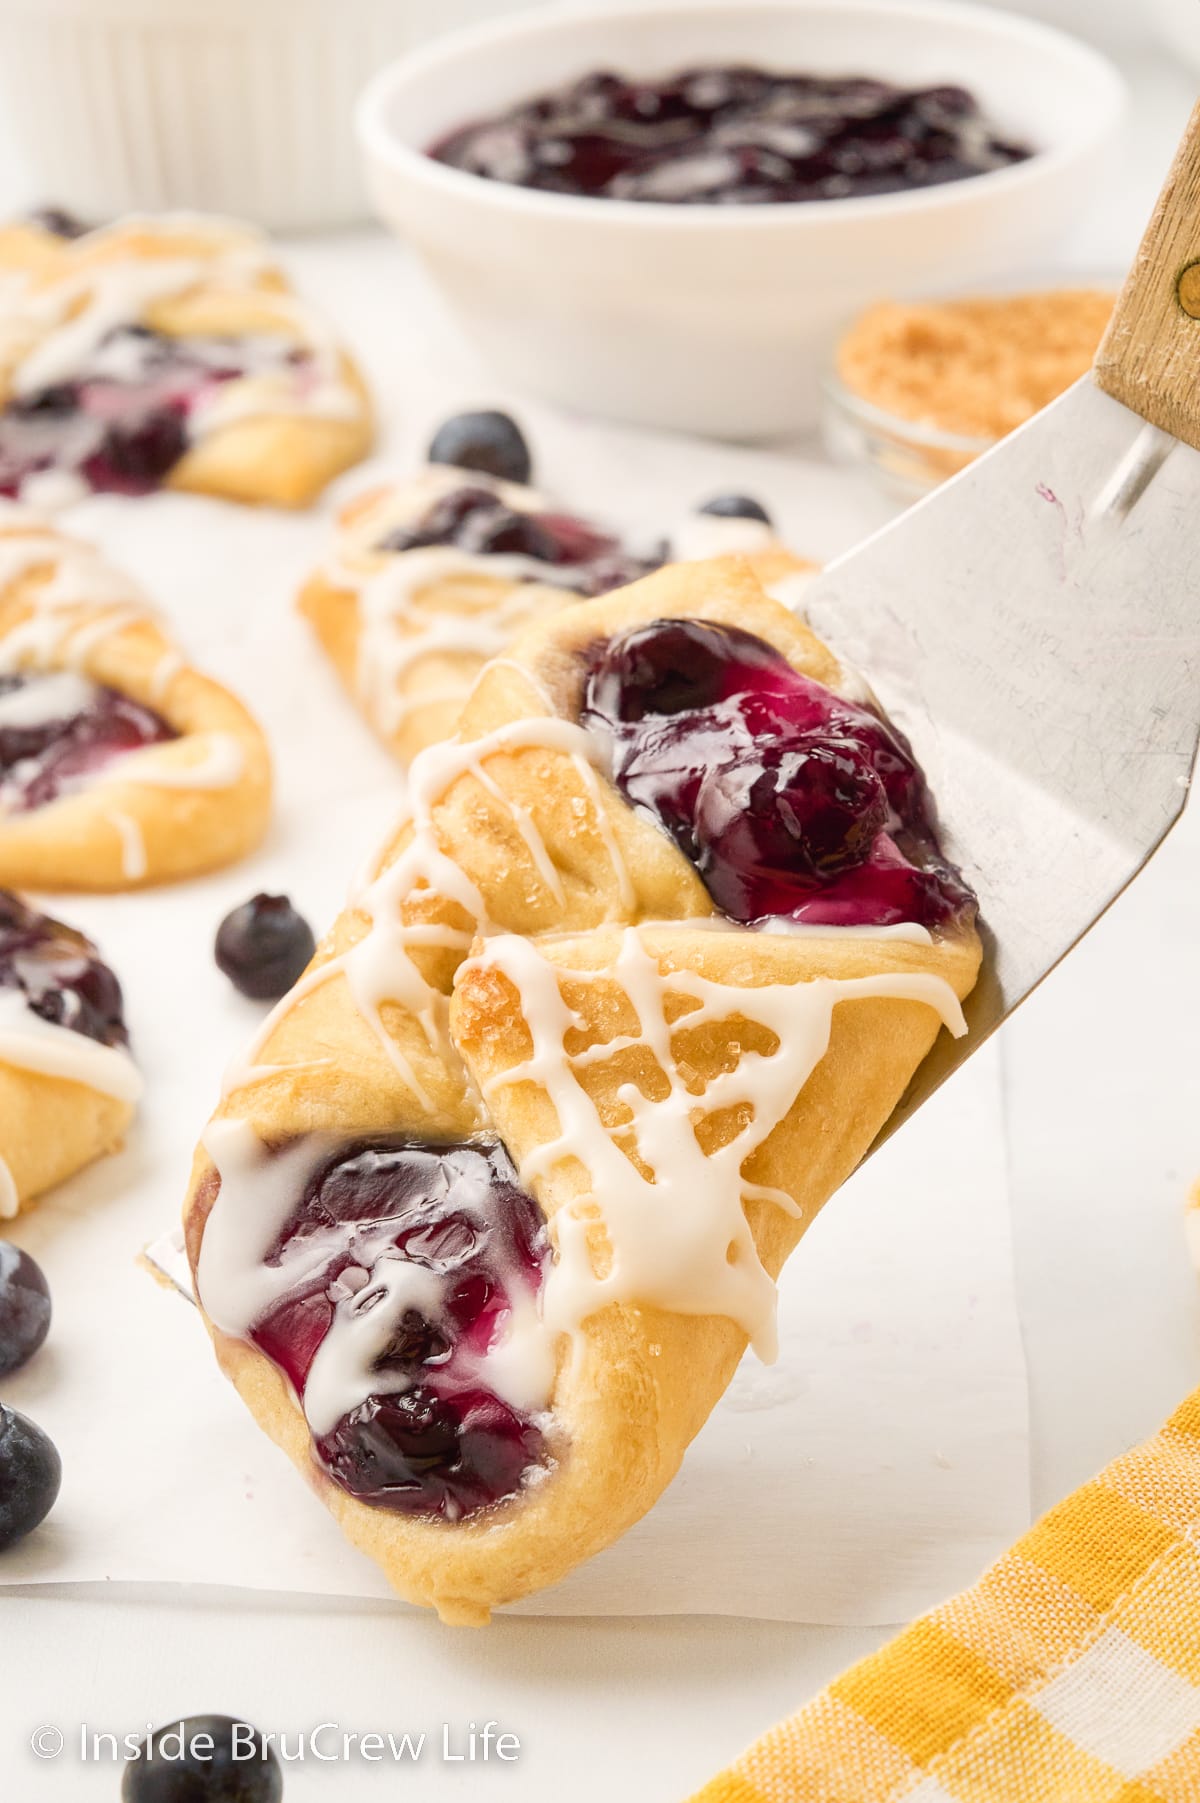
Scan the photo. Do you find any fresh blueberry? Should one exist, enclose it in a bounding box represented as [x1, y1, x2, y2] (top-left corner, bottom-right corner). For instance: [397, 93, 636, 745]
[121, 1716, 283, 1803]
[697, 494, 773, 526]
[215, 895, 316, 1002]
[0, 1406, 61, 1552]
[27, 206, 89, 240]
[0, 1243, 51, 1376]
[427, 410, 533, 485]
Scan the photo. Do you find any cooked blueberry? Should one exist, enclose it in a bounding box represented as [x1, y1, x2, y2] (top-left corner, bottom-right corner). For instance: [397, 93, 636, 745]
[462, 505, 559, 560]
[248, 1137, 550, 1515]
[0, 672, 175, 815]
[317, 1385, 545, 1519]
[695, 738, 888, 915]
[585, 618, 774, 724]
[121, 1716, 282, 1803]
[0, 1243, 51, 1377]
[580, 616, 975, 931]
[215, 894, 315, 1001]
[84, 406, 188, 493]
[430, 68, 1030, 203]
[0, 889, 129, 1047]
[427, 410, 533, 485]
[697, 494, 773, 525]
[0, 1406, 61, 1552]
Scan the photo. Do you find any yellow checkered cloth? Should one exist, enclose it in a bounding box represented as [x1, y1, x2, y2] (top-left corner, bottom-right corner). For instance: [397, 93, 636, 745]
[691, 1391, 1200, 1803]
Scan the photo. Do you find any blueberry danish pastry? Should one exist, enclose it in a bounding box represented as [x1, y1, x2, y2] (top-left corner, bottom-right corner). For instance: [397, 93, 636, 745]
[0, 507, 271, 888]
[300, 410, 813, 764]
[186, 555, 978, 1622]
[0, 888, 140, 1214]
[0, 212, 372, 509]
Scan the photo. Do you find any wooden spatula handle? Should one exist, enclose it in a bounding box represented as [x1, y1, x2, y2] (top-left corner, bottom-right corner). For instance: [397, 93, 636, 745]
[1093, 101, 1200, 449]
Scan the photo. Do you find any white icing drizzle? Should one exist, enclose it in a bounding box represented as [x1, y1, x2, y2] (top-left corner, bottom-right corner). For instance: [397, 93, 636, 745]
[0, 213, 359, 455]
[149, 648, 185, 702]
[118, 731, 245, 791]
[220, 715, 628, 1108]
[0, 668, 93, 725]
[0, 517, 150, 671]
[203, 657, 968, 1429]
[331, 466, 589, 742]
[195, 1119, 557, 1439]
[0, 1155, 17, 1220]
[472, 928, 966, 1360]
[0, 988, 143, 1102]
[671, 512, 776, 562]
[0, 519, 244, 807]
[106, 808, 148, 881]
[350, 545, 568, 740]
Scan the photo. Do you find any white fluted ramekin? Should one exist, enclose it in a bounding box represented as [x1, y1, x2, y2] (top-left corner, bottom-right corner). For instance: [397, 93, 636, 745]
[358, 0, 1125, 437]
[0, 0, 545, 232]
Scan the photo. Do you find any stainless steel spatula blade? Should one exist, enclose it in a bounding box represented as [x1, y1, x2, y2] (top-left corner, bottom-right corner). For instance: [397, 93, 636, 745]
[798, 108, 1200, 1136]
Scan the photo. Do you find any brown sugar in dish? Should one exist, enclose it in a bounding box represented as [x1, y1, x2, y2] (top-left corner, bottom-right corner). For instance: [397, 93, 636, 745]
[836, 289, 1115, 443]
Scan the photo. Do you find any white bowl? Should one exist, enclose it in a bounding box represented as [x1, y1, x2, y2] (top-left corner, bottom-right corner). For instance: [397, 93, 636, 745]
[1148, 0, 1200, 74]
[0, 0, 553, 232]
[357, 0, 1126, 438]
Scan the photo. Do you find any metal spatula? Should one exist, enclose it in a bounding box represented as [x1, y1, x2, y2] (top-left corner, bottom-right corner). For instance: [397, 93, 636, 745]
[798, 104, 1200, 1142]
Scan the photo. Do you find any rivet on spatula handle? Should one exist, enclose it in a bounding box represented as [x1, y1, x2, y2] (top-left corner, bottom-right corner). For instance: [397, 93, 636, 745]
[1094, 99, 1200, 450]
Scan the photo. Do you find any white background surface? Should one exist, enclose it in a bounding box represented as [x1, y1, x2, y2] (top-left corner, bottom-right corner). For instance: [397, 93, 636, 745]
[0, 18, 1198, 1803]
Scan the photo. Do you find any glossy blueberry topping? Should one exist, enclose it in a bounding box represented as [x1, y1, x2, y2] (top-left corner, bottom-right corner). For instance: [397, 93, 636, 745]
[698, 493, 773, 525]
[0, 323, 322, 501]
[215, 895, 316, 1002]
[0, 888, 129, 1047]
[431, 68, 1031, 205]
[428, 409, 533, 485]
[122, 1716, 283, 1803]
[0, 671, 175, 813]
[249, 1138, 550, 1519]
[582, 618, 975, 930]
[0, 1242, 52, 1376]
[378, 482, 658, 599]
[0, 1405, 61, 1552]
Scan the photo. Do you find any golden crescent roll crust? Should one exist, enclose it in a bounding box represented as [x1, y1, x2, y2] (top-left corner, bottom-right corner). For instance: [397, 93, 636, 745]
[299, 466, 817, 765]
[0, 1062, 135, 1215]
[0, 214, 372, 510]
[0, 891, 142, 1213]
[0, 512, 272, 888]
[185, 554, 980, 1624]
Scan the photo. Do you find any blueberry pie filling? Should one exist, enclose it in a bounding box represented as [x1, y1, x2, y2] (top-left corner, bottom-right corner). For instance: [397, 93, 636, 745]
[0, 670, 175, 813]
[582, 618, 975, 930]
[0, 888, 129, 1047]
[244, 1137, 552, 1520]
[0, 323, 327, 500]
[377, 481, 659, 598]
[431, 68, 1032, 205]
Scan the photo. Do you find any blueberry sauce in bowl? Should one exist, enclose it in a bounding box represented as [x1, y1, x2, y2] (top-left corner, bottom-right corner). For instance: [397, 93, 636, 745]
[430, 68, 1031, 205]
[246, 1137, 552, 1520]
[0, 324, 323, 501]
[377, 482, 659, 599]
[0, 671, 175, 813]
[582, 618, 975, 931]
[0, 888, 129, 1046]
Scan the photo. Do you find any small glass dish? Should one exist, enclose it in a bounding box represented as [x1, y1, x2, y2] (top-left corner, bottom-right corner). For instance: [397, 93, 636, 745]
[821, 370, 996, 502]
